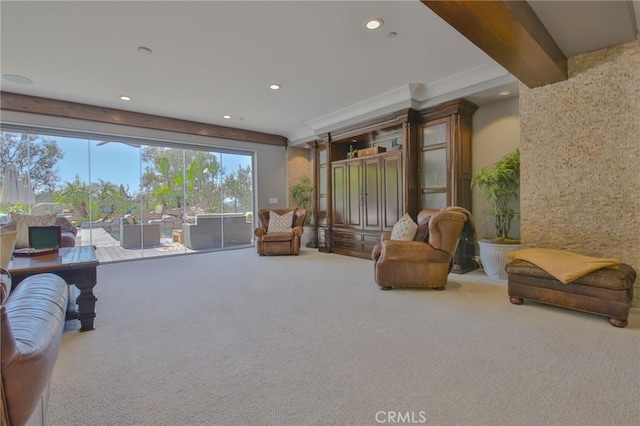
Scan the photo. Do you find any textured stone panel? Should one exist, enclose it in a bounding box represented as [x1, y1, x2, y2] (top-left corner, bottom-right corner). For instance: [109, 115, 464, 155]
[520, 39, 640, 306]
[287, 147, 312, 205]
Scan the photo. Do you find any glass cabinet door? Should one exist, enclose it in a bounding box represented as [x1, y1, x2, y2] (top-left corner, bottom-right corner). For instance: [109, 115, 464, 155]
[419, 119, 449, 209]
[315, 143, 330, 250]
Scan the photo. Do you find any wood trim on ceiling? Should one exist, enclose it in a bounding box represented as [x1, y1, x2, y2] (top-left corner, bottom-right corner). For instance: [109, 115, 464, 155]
[422, 0, 567, 88]
[0, 92, 288, 147]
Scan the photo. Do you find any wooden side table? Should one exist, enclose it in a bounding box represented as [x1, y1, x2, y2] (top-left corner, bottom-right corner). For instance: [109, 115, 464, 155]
[9, 246, 99, 331]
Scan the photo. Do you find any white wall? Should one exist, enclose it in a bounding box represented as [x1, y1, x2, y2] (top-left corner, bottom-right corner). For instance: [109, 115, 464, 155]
[471, 97, 520, 240]
[0, 110, 289, 212]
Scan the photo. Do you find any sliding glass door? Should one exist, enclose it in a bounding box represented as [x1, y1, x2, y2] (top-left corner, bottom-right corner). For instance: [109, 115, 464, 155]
[0, 130, 254, 263]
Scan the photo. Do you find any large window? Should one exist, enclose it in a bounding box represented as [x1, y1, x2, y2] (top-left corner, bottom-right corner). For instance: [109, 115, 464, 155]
[0, 131, 254, 262]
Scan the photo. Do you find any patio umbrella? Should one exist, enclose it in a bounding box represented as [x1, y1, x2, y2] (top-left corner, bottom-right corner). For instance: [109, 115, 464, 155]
[0, 163, 21, 204]
[18, 173, 36, 205]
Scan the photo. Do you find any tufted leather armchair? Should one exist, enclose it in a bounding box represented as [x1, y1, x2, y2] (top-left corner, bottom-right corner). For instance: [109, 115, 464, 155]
[254, 208, 307, 256]
[371, 206, 476, 290]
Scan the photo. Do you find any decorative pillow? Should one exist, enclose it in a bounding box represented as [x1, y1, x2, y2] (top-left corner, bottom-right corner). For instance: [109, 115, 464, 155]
[10, 213, 56, 249]
[414, 217, 430, 242]
[391, 213, 418, 241]
[268, 210, 294, 233]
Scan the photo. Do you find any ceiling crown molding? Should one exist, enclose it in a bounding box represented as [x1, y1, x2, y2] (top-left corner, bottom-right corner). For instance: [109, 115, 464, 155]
[287, 61, 510, 146]
[422, 62, 509, 100]
[304, 84, 418, 135]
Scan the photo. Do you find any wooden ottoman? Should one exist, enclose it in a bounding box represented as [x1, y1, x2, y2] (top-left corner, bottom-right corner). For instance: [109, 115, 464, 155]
[506, 260, 636, 327]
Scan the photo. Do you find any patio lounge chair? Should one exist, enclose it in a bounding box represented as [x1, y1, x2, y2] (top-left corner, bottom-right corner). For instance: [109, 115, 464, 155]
[119, 218, 161, 248]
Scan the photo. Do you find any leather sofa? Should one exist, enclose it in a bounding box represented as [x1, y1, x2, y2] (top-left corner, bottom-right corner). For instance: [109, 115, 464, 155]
[1, 273, 68, 426]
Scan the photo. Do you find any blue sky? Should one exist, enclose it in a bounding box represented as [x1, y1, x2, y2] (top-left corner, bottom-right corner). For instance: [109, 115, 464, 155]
[55, 138, 142, 189]
[52, 136, 251, 192]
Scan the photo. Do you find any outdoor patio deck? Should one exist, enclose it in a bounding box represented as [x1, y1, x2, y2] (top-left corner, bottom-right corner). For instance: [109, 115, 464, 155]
[77, 228, 252, 263]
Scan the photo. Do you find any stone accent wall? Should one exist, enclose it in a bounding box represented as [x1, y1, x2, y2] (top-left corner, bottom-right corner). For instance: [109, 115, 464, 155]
[287, 147, 312, 206]
[520, 39, 640, 306]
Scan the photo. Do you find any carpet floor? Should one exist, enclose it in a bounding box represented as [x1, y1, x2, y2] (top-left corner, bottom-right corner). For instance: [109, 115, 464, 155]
[49, 248, 640, 425]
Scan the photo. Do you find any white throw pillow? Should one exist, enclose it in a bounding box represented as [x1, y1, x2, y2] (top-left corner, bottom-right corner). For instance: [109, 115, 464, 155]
[10, 213, 56, 248]
[390, 213, 418, 241]
[268, 210, 294, 233]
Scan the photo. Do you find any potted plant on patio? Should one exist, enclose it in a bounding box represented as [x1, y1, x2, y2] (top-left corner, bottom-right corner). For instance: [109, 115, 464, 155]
[471, 148, 521, 279]
[290, 176, 315, 247]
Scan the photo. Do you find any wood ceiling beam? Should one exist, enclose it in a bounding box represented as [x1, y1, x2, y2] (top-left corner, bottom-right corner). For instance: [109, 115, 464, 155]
[421, 0, 567, 88]
[0, 92, 288, 146]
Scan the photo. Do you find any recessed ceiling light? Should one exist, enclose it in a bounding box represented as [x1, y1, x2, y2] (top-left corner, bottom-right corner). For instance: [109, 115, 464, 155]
[2, 74, 33, 84]
[137, 46, 152, 55]
[365, 18, 383, 30]
[269, 84, 281, 90]
[120, 96, 131, 101]
[388, 32, 398, 38]
[499, 90, 511, 96]
[223, 115, 232, 119]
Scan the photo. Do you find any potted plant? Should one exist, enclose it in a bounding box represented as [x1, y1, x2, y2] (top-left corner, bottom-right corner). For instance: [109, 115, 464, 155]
[471, 148, 521, 279]
[290, 176, 315, 247]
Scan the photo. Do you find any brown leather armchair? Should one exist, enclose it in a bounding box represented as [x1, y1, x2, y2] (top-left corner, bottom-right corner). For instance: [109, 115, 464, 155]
[372, 206, 476, 290]
[55, 217, 77, 247]
[254, 208, 307, 255]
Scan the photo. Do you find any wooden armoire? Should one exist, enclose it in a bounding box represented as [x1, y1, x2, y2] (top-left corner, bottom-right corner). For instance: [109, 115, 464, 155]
[310, 99, 477, 273]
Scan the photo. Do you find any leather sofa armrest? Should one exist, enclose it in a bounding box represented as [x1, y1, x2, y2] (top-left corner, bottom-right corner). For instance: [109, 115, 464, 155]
[61, 232, 76, 247]
[254, 226, 268, 237]
[292, 226, 304, 237]
[372, 244, 382, 261]
[1, 274, 67, 426]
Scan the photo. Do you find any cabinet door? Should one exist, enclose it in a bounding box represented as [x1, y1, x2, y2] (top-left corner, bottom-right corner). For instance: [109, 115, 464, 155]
[332, 163, 347, 227]
[362, 157, 381, 231]
[317, 146, 328, 226]
[381, 152, 403, 231]
[419, 118, 449, 209]
[346, 161, 362, 228]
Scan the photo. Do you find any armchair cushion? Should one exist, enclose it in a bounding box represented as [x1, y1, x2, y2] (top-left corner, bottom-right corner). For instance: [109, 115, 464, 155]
[377, 240, 452, 263]
[267, 210, 294, 233]
[263, 232, 294, 242]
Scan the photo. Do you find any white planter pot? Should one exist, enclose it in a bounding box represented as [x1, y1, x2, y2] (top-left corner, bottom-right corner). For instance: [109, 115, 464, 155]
[478, 240, 521, 280]
[301, 226, 314, 247]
